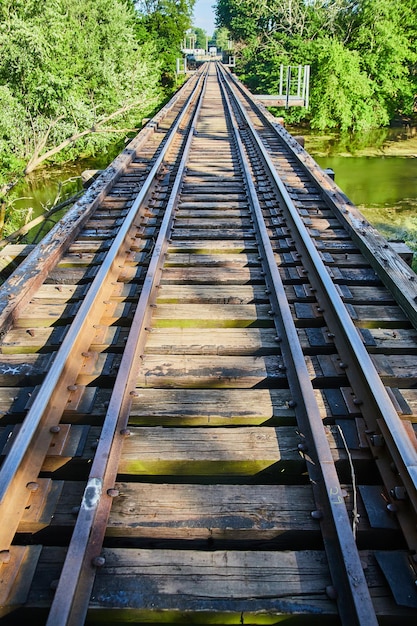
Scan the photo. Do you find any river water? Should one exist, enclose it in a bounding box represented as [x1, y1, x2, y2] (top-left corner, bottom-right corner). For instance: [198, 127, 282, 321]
[296, 126, 417, 265]
[7, 126, 417, 263]
[7, 143, 124, 242]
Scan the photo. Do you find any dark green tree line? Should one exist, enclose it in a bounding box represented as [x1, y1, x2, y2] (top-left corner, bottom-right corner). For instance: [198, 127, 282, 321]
[216, 0, 417, 130]
[0, 0, 194, 192]
[135, 1, 195, 86]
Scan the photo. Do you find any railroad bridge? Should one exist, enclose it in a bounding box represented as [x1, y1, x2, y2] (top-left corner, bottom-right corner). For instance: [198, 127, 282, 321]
[0, 62, 417, 625]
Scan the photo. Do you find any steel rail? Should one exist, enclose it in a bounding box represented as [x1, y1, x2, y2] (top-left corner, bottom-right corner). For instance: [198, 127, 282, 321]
[217, 63, 379, 626]
[0, 69, 207, 554]
[220, 65, 417, 516]
[224, 64, 417, 508]
[0, 72, 201, 336]
[45, 66, 210, 626]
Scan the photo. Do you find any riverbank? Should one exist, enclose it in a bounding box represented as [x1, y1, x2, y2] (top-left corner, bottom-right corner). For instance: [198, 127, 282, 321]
[290, 125, 417, 158]
[3, 123, 417, 272]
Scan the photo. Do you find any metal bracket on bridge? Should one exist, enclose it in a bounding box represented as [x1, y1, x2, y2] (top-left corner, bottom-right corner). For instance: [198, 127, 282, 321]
[254, 65, 310, 109]
[374, 551, 417, 608]
[176, 57, 188, 75]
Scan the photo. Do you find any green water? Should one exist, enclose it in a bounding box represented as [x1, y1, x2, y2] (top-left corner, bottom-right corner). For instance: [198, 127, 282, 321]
[295, 127, 417, 257]
[6, 127, 417, 257]
[315, 155, 417, 243]
[5, 144, 124, 242]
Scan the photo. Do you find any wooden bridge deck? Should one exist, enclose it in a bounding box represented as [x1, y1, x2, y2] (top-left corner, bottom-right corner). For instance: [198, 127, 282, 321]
[0, 62, 416, 625]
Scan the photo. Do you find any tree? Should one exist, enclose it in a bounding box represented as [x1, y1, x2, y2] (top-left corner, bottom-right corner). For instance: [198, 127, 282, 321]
[191, 27, 208, 49]
[340, 0, 417, 118]
[135, 0, 195, 86]
[0, 0, 163, 188]
[213, 27, 230, 51]
[215, 0, 417, 129]
[310, 37, 387, 130]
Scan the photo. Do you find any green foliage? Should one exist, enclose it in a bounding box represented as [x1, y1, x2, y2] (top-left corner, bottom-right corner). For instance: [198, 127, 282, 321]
[135, 1, 195, 87]
[213, 27, 230, 51]
[310, 38, 388, 131]
[192, 27, 208, 48]
[0, 86, 27, 183]
[0, 0, 195, 193]
[341, 0, 417, 118]
[215, 0, 417, 130]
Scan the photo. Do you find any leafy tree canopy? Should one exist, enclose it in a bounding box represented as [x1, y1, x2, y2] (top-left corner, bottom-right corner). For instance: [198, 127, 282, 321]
[215, 0, 417, 129]
[213, 27, 230, 51]
[135, 1, 195, 86]
[0, 0, 194, 191]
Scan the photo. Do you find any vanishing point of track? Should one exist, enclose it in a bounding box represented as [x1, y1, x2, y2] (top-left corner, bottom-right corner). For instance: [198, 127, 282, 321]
[0, 62, 417, 625]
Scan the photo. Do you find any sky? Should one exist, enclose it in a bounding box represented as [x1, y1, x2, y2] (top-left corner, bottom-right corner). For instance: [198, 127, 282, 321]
[193, 0, 217, 36]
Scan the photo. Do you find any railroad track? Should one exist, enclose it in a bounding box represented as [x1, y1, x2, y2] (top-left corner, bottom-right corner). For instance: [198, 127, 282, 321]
[0, 61, 417, 625]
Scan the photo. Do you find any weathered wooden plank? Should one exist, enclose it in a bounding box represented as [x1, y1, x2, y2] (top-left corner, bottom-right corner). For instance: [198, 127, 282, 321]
[46, 483, 318, 539]
[156, 283, 309, 304]
[181, 184, 244, 193]
[338, 285, 395, 304]
[28, 547, 335, 616]
[0, 423, 374, 479]
[185, 164, 237, 174]
[307, 218, 343, 231]
[314, 239, 359, 253]
[371, 354, 417, 386]
[118, 427, 300, 476]
[0, 245, 36, 277]
[0, 388, 351, 424]
[43, 482, 376, 543]
[0, 545, 42, 618]
[66, 241, 112, 254]
[168, 238, 258, 253]
[161, 267, 265, 284]
[57, 251, 105, 267]
[136, 354, 349, 388]
[179, 199, 248, 209]
[329, 267, 381, 284]
[136, 354, 286, 388]
[346, 304, 409, 326]
[175, 218, 253, 230]
[0, 325, 123, 354]
[156, 284, 269, 304]
[11, 303, 79, 327]
[394, 390, 417, 418]
[164, 252, 262, 267]
[129, 388, 295, 424]
[144, 328, 280, 355]
[11, 302, 133, 328]
[0, 354, 54, 385]
[22, 548, 416, 621]
[25, 283, 88, 302]
[322, 253, 368, 267]
[129, 388, 355, 423]
[170, 228, 257, 240]
[0, 387, 34, 417]
[151, 304, 273, 328]
[0, 352, 118, 386]
[309, 228, 351, 241]
[359, 328, 417, 353]
[161, 266, 384, 286]
[0, 244, 36, 259]
[177, 209, 250, 220]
